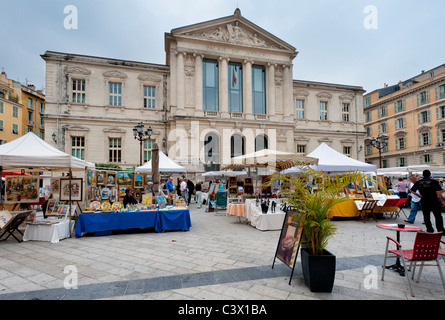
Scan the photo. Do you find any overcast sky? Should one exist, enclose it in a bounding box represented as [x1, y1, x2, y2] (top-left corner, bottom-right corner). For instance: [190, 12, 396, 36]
[1, 0, 444, 94]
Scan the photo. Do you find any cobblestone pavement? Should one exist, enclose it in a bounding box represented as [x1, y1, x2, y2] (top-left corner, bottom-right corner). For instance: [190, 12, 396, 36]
[1, 203, 445, 301]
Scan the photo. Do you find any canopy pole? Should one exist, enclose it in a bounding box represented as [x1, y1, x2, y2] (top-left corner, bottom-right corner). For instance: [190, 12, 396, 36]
[0, 166, 3, 210]
[68, 167, 72, 237]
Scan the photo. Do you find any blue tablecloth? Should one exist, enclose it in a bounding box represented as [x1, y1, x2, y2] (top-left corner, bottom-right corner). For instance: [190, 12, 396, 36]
[75, 209, 191, 238]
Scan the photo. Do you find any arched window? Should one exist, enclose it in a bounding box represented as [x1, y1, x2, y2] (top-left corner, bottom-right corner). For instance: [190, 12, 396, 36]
[231, 134, 245, 158]
[255, 135, 268, 151]
[204, 133, 220, 164]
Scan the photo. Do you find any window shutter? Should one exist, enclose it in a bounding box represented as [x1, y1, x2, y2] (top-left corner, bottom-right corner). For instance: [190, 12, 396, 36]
[427, 110, 431, 122]
[428, 132, 432, 145]
[394, 102, 397, 113]
[436, 87, 440, 100]
[418, 133, 422, 146]
[394, 119, 398, 130]
[437, 107, 441, 120]
[418, 113, 421, 124]
[402, 100, 405, 111]
[417, 94, 420, 106]
[426, 90, 430, 103]
[438, 129, 441, 143]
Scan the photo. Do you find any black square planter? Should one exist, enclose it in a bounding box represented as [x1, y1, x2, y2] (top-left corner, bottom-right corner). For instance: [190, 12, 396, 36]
[301, 248, 336, 293]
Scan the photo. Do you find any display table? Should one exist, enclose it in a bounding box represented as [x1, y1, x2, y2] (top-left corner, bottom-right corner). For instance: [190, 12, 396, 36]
[245, 199, 285, 231]
[227, 203, 245, 217]
[24, 219, 74, 244]
[75, 209, 191, 238]
[328, 198, 398, 219]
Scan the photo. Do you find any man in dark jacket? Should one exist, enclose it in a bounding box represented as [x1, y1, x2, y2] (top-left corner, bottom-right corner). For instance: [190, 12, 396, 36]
[411, 170, 445, 235]
[186, 179, 195, 205]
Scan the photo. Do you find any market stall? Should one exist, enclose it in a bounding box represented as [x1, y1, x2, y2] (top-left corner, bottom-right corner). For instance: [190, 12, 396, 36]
[134, 151, 187, 174]
[0, 133, 93, 241]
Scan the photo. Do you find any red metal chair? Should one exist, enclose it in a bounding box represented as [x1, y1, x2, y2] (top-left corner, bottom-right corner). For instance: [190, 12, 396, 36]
[382, 231, 445, 297]
[396, 198, 409, 219]
[380, 198, 400, 219]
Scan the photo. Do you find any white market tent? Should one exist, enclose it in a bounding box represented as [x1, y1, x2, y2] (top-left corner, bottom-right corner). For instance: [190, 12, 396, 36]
[135, 151, 186, 174]
[377, 165, 445, 177]
[283, 143, 377, 173]
[202, 170, 247, 177]
[0, 132, 94, 170]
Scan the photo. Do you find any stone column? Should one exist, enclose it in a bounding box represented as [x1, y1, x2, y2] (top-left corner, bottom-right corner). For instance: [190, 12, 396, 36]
[283, 64, 293, 121]
[176, 51, 185, 115]
[267, 63, 276, 118]
[194, 53, 204, 116]
[219, 57, 229, 118]
[243, 60, 254, 120]
[170, 49, 177, 108]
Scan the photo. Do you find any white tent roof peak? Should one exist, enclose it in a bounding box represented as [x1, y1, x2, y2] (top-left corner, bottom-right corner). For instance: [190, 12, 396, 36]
[0, 132, 92, 170]
[135, 151, 186, 174]
[284, 143, 377, 173]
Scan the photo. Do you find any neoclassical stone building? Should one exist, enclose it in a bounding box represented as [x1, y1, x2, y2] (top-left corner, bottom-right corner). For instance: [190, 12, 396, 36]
[42, 9, 366, 176]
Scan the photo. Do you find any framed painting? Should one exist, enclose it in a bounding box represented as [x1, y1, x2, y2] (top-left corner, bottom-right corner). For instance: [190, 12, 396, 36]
[273, 210, 303, 270]
[5, 175, 40, 204]
[119, 185, 130, 197]
[133, 174, 144, 188]
[144, 174, 153, 185]
[106, 172, 117, 186]
[96, 172, 105, 185]
[59, 178, 83, 202]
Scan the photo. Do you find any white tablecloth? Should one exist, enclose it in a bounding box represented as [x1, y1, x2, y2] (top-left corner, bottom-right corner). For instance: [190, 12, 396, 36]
[23, 220, 74, 244]
[245, 199, 285, 231]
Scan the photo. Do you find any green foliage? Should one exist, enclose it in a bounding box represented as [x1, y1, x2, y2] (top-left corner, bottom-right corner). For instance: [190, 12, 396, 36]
[270, 163, 366, 256]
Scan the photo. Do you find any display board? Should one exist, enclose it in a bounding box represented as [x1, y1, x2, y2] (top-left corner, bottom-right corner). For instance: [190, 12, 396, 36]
[5, 175, 40, 203]
[272, 209, 303, 285]
[60, 178, 83, 201]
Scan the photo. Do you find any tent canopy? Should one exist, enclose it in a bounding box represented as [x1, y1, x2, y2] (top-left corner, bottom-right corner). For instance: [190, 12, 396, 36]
[0, 132, 93, 170]
[284, 143, 377, 173]
[222, 149, 318, 172]
[202, 170, 247, 177]
[135, 151, 186, 174]
[377, 165, 445, 176]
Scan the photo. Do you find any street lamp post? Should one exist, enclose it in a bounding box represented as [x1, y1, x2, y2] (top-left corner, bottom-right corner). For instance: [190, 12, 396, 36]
[133, 122, 152, 166]
[371, 135, 389, 168]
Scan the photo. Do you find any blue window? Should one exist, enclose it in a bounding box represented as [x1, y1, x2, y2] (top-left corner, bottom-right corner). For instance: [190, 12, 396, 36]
[228, 62, 243, 113]
[252, 65, 266, 114]
[203, 59, 219, 111]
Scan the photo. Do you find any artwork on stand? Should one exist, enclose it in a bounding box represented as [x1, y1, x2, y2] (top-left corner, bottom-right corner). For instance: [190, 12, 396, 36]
[134, 174, 144, 188]
[97, 172, 105, 185]
[0, 210, 13, 229]
[109, 187, 118, 202]
[87, 170, 92, 186]
[117, 172, 126, 185]
[106, 172, 116, 186]
[119, 185, 130, 197]
[50, 178, 60, 197]
[46, 200, 58, 215]
[117, 172, 132, 185]
[144, 174, 153, 185]
[92, 171, 97, 185]
[59, 178, 83, 202]
[5, 176, 40, 204]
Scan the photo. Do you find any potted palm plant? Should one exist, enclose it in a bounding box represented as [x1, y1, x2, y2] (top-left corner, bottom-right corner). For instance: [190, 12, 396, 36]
[270, 163, 366, 292]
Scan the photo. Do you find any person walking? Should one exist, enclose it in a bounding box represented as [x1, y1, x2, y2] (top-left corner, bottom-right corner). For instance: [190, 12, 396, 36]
[394, 177, 408, 198]
[180, 178, 188, 201]
[196, 180, 203, 208]
[187, 178, 195, 205]
[410, 169, 445, 234]
[405, 174, 421, 224]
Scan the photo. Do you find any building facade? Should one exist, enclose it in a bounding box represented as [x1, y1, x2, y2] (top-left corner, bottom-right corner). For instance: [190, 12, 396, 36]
[42, 9, 365, 176]
[364, 63, 445, 168]
[0, 72, 45, 145]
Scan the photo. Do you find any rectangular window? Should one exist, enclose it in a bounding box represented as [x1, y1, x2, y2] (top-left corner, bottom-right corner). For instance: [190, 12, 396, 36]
[378, 106, 387, 118]
[252, 65, 266, 115]
[12, 123, 19, 135]
[72, 79, 86, 104]
[341, 103, 350, 122]
[343, 146, 351, 157]
[144, 139, 154, 162]
[12, 106, 18, 118]
[417, 90, 429, 105]
[395, 117, 406, 130]
[27, 111, 33, 125]
[109, 138, 122, 163]
[396, 137, 406, 150]
[363, 97, 371, 108]
[143, 86, 156, 109]
[228, 62, 243, 113]
[382, 160, 389, 168]
[365, 111, 371, 122]
[397, 158, 407, 167]
[365, 144, 372, 156]
[437, 84, 445, 100]
[109, 82, 122, 106]
[394, 100, 405, 113]
[71, 137, 85, 160]
[0, 120, 3, 131]
[40, 102, 45, 113]
[421, 154, 432, 164]
[203, 59, 219, 111]
[296, 145, 306, 155]
[366, 127, 372, 137]
[320, 102, 328, 120]
[296, 100, 304, 119]
[418, 110, 431, 124]
[0, 101, 3, 113]
[420, 132, 431, 146]
[28, 98, 33, 110]
[378, 123, 387, 134]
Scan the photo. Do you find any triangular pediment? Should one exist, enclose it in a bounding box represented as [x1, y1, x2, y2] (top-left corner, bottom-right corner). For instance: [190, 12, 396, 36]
[170, 9, 297, 54]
